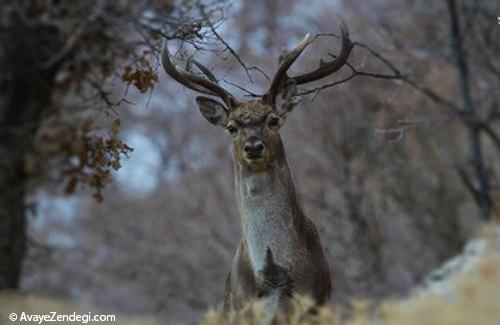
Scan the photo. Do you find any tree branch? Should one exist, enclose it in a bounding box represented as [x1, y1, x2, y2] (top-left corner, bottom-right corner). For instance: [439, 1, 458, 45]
[200, 6, 269, 83]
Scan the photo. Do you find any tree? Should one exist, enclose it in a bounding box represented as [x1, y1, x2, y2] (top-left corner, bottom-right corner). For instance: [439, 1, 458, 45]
[446, 0, 492, 220]
[0, 0, 228, 289]
[17, 1, 499, 320]
[343, 0, 499, 220]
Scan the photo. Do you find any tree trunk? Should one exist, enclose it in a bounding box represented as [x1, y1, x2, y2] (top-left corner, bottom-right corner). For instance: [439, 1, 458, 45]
[0, 23, 58, 289]
[447, 0, 492, 220]
[0, 132, 28, 289]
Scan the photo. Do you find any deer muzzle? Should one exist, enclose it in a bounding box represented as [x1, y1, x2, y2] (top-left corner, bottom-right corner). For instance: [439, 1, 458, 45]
[244, 136, 265, 159]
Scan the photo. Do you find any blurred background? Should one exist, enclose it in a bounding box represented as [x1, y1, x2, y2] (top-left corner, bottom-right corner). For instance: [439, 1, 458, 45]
[0, 0, 499, 323]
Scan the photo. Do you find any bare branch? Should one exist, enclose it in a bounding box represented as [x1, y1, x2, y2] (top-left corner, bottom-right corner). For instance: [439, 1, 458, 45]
[296, 34, 467, 120]
[297, 53, 400, 97]
[41, 11, 101, 69]
[221, 79, 261, 98]
[456, 165, 482, 206]
[200, 6, 269, 83]
[478, 122, 500, 153]
[298, 71, 358, 97]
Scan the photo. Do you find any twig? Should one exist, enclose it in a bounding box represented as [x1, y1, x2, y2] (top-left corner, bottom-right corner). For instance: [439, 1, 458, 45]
[298, 33, 467, 120]
[200, 7, 269, 82]
[222, 79, 261, 97]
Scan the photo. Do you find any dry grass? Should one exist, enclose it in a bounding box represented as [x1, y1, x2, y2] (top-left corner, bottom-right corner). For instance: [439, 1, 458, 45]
[204, 224, 500, 325]
[0, 225, 497, 324]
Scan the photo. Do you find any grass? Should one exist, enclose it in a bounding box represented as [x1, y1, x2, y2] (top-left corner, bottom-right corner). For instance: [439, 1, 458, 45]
[0, 224, 497, 324]
[204, 224, 500, 325]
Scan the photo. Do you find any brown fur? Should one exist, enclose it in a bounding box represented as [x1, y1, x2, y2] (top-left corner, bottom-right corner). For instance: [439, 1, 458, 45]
[198, 99, 331, 313]
[163, 29, 354, 314]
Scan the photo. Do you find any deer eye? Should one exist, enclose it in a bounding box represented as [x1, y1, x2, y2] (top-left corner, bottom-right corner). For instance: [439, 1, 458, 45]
[268, 116, 279, 128]
[227, 125, 238, 135]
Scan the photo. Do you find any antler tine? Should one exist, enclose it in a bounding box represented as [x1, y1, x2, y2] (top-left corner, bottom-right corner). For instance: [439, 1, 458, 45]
[292, 25, 354, 86]
[191, 59, 218, 83]
[263, 33, 311, 104]
[263, 25, 354, 104]
[161, 40, 239, 109]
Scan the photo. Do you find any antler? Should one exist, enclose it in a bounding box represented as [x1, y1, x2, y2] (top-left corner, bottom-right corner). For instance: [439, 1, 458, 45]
[262, 33, 311, 103]
[263, 26, 354, 104]
[161, 40, 239, 109]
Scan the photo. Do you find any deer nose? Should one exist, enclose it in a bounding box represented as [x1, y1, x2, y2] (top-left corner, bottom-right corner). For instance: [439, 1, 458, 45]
[244, 138, 265, 158]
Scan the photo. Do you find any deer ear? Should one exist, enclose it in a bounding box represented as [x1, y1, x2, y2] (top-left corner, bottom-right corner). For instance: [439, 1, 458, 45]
[276, 80, 301, 119]
[196, 96, 228, 128]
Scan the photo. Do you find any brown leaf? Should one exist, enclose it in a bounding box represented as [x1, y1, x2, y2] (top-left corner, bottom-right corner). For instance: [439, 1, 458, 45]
[111, 118, 121, 134]
[111, 159, 121, 171]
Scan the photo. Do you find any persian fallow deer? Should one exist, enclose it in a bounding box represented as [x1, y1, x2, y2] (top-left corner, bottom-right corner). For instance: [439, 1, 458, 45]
[161, 27, 353, 313]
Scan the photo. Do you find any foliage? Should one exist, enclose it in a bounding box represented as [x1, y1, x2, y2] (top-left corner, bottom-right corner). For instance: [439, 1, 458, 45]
[122, 50, 159, 94]
[0, 0, 229, 201]
[35, 117, 133, 202]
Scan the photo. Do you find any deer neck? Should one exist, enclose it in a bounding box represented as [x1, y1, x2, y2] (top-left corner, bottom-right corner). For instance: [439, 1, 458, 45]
[234, 139, 302, 273]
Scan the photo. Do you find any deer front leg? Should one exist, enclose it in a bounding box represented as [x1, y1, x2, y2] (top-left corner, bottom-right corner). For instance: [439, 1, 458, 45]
[223, 240, 259, 312]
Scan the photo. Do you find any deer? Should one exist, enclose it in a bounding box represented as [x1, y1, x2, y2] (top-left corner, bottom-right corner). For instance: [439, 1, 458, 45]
[161, 27, 353, 313]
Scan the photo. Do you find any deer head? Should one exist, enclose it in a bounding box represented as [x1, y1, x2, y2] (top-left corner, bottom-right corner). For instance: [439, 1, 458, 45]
[161, 28, 353, 171]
